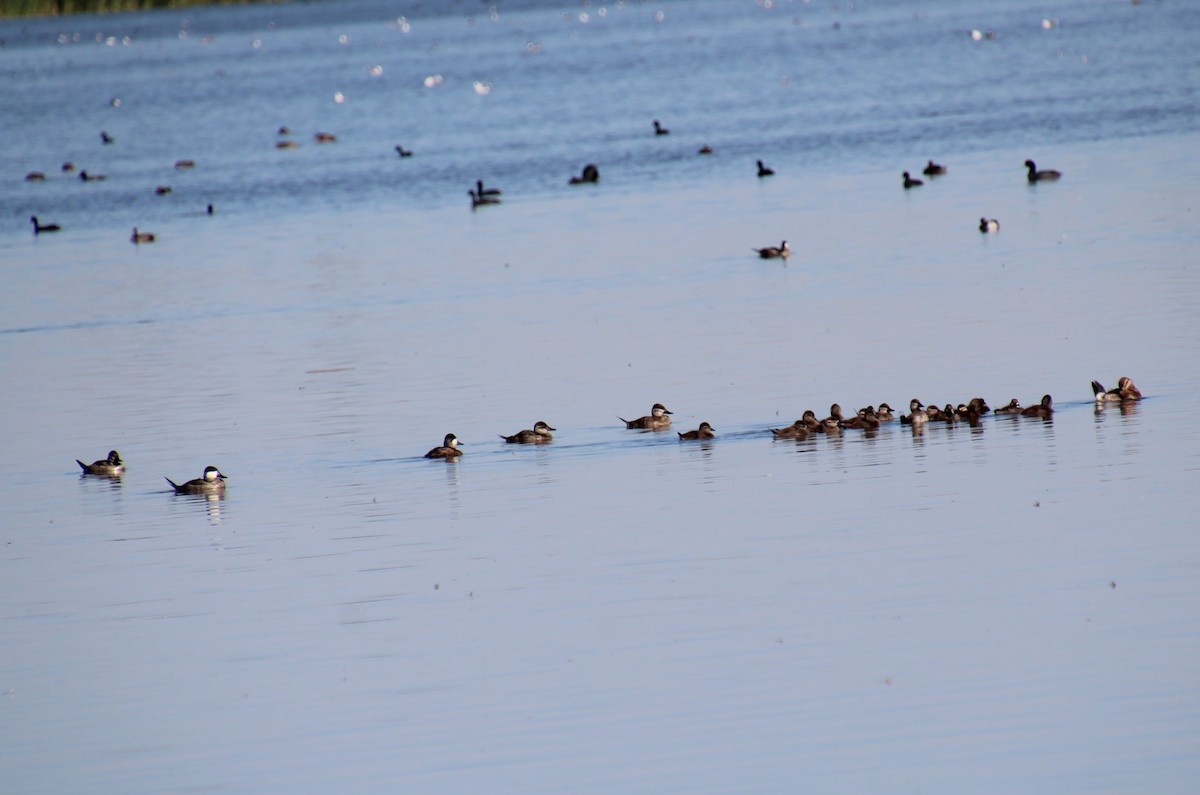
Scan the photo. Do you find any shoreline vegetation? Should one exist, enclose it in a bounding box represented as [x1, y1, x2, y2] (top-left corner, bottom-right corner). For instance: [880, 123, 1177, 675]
[2, 0, 267, 19]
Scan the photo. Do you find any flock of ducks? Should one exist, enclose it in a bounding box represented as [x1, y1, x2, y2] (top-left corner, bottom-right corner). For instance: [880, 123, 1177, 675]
[74, 376, 1143, 487]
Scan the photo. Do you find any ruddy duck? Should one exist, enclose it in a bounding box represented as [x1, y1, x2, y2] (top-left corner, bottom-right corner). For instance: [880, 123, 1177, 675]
[501, 421, 555, 444]
[619, 403, 673, 430]
[425, 433, 464, 459]
[1092, 377, 1142, 402]
[313, 132, 337, 143]
[993, 398, 1022, 415]
[468, 188, 501, 208]
[100, 131, 114, 144]
[753, 241, 789, 259]
[770, 421, 810, 440]
[30, 216, 61, 234]
[1021, 394, 1054, 418]
[77, 450, 124, 477]
[79, 170, 106, 182]
[1025, 159, 1062, 182]
[900, 399, 928, 426]
[843, 407, 880, 430]
[275, 140, 299, 150]
[902, 171, 924, 189]
[756, 160, 775, 178]
[165, 465, 226, 494]
[967, 397, 990, 414]
[395, 145, 414, 157]
[653, 119, 670, 135]
[679, 422, 715, 440]
[875, 403, 896, 421]
[697, 145, 713, 155]
[175, 159, 195, 170]
[130, 228, 156, 244]
[61, 162, 76, 173]
[569, 164, 600, 184]
[155, 185, 172, 195]
[476, 180, 502, 197]
[923, 160, 947, 176]
[979, 218, 1000, 233]
[25, 171, 46, 181]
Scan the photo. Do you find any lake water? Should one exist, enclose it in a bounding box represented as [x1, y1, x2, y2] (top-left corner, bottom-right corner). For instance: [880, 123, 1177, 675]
[3, 0, 1199, 792]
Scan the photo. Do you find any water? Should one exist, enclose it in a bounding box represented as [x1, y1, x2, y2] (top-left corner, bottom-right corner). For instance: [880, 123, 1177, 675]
[3, 1, 1199, 792]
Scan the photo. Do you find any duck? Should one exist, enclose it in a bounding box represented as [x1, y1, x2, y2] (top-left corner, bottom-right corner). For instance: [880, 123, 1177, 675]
[619, 403, 673, 430]
[653, 119, 670, 135]
[313, 132, 337, 143]
[468, 188, 501, 208]
[1025, 159, 1062, 182]
[395, 145, 414, 157]
[966, 397, 990, 415]
[425, 433, 464, 459]
[979, 217, 1000, 233]
[100, 131, 114, 144]
[822, 403, 845, 426]
[30, 216, 61, 234]
[25, 171, 46, 181]
[923, 160, 947, 176]
[130, 228, 156, 244]
[275, 140, 299, 150]
[770, 420, 811, 440]
[165, 465, 226, 494]
[902, 171, 923, 189]
[679, 422, 715, 441]
[277, 126, 291, 136]
[501, 421, 556, 444]
[756, 159, 775, 177]
[61, 162, 76, 173]
[753, 240, 789, 259]
[842, 407, 880, 430]
[77, 450, 124, 477]
[900, 399, 928, 426]
[993, 398, 1022, 415]
[924, 404, 949, 422]
[79, 170, 106, 181]
[475, 180, 502, 197]
[1021, 394, 1054, 418]
[875, 402, 896, 421]
[174, 159, 195, 170]
[569, 164, 600, 184]
[155, 185, 172, 195]
[1092, 377, 1142, 402]
[697, 145, 713, 155]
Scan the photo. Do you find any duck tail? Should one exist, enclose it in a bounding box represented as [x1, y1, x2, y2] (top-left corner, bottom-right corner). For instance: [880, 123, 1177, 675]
[76, 459, 88, 471]
[1091, 380, 1106, 397]
[164, 476, 180, 491]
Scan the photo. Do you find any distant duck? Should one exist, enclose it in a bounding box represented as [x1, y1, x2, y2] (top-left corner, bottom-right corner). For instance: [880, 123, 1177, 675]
[822, 404, 846, 426]
[569, 164, 600, 184]
[679, 422, 715, 441]
[1092, 376, 1142, 402]
[79, 170, 106, 181]
[993, 398, 1022, 415]
[697, 145, 713, 155]
[753, 240, 789, 259]
[277, 126, 291, 135]
[395, 145, 414, 157]
[425, 433, 464, 459]
[165, 465, 226, 494]
[770, 420, 810, 440]
[30, 216, 61, 234]
[501, 421, 556, 444]
[1025, 159, 1062, 182]
[652, 119, 670, 135]
[979, 217, 1000, 233]
[77, 450, 125, 477]
[275, 140, 299, 149]
[25, 171, 46, 181]
[619, 403, 673, 430]
[875, 402, 896, 421]
[174, 159, 195, 170]
[1021, 394, 1054, 418]
[130, 227, 156, 244]
[468, 188, 501, 208]
[923, 160, 947, 176]
[100, 131, 114, 144]
[207, 203, 214, 215]
[842, 407, 880, 430]
[313, 132, 337, 143]
[756, 159, 775, 177]
[900, 398, 928, 426]
[155, 185, 172, 195]
[61, 162, 76, 173]
[902, 171, 924, 189]
[476, 180, 502, 197]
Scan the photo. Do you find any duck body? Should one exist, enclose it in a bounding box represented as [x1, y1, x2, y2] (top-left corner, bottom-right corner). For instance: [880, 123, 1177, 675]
[130, 227, 156, 244]
[165, 466, 225, 494]
[1025, 159, 1062, 182]
[619, 403, 673, 430]
[25, 171, 46, 181]
[902, 171, 924, 189]
[979, 217, 1000, 233]
[900, 399, 928, 426]
[679, 422, 715, 441]
[501, 421, 555, 444]
[653, 119, 670, 135]
[175, 159, 195, 170]
[395, 145, 414, 157]
[923, 160, 947, 176]
[1092, 377, 1142, 402]
[1021, 394, 1054, 418]
[31, 216, 61, 234]
[770, 421, 811, 440]
[425, 433, 464, 459]
[476, 180, 502, 197]
[569, 164, 600, 184]
[753, 240, 789, 259]
[468, 189, 501, 208]
[79, 170, 106, 181]
[77, 450, 124, 477]
[756, 159, 775, 177]
[993, 398, 1022, 415]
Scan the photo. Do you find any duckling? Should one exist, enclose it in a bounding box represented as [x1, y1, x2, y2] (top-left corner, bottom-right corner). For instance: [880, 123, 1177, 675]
[425, 433, 464, 459]
[569, 164, 600, 184]
[800, 410, 822, 431]
[130, 227, 156, 244]
[679, 422, 715, 441]
[875, 402, 896, 421]
[923, 160, 947, 176]
[30, 216, 61, 234]
[842, 407, 880, 430]
[1021, 394, 1054, 418]
[756, 159, 775, 178]
[619, 403, 673, 430]
[653, 119, 670, 135]
[902, 171, 924, 189]
[770, 421, 811, 440]
[822, 404, 845, 426]
[77, 450, 124, 477]
[979, 217, 1000, 233]
[753, 240, 789, 259]
[501, 421, 556, 444]
[993, 398, 1022, 415]
[1025, 159, 1062, 182]
[165, 465, 226, 494]
[900, 399, 928, 426]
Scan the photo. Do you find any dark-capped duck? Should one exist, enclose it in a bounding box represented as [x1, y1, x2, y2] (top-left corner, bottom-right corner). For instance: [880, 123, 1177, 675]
[77, 450, 124, 476]
[130, 228, 156, 244]
[979, 218, 1000, 233]
[425, 433, 464, 459]
[756, 159, 775, 177]
[501, 421, 555, 444]
[569, 164, 599, 185]
[679, 422, 715, 441]
[923, 160, 947, 176]
[1021, 394, 1054, 418]
[619, 403, 673, 430]
[753, 240, 789, 259]
[1025, 159, 1062, 182]
[165, 465, 226, 494]
[902, 171, 924, 189]
[653, 119, 670, 135]
[993, 398, 1022, 415]
[30, 216, 61, 234]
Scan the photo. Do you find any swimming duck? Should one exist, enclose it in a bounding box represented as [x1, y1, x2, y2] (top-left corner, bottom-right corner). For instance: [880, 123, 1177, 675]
[100, 131, 114, 144]
[569, 164, 600, 184]
[1021, 394, 1054, 418]
[501, 421, 556, 444]
[313, 132, 337, 143]
[900, 399, 928, 426]
[395, 145, 414, 157]
[753, 240, 789, 259]
[30, 216, 61, 234]
[842, 407, 880, 430]
[476, 180, 502, 197]
[155, 185, 172, 195]
[1092, 377, 1142, 402]
[174, 159, 195, 170]
[902, 171, 924, 189]
[923, 160, 947, 176]
[425, 433, 464, 459]
[653, 119, 670, 135]
[165, 465, 226, 494]
[275, 140, 299, 150]
[756, 159, 775, 177]
[25, 171, 46, 181]
[619, 403, 673, 430]
[679, 422, 715, 440]
[924, 404, 949, 422]
[468, 188, 501, 208]
[77, 450, 124, 477]
[993, 398, 1022, 415]
[697, 145, 713, 155]
[79, 170, 106, 181]
[979, 218, 1000, 233]
[130, 228, 156, 244]
[822, 404, 845, 426]
[770, 420, 810, 440]
[61, 162, 76, 173]
[277, 126, 291, 136]
[875, 402, 896, 421]
[1025, 159, 1062, 182]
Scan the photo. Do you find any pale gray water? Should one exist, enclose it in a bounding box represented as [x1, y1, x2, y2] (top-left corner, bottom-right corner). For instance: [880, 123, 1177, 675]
[3, 1, 1200, 792]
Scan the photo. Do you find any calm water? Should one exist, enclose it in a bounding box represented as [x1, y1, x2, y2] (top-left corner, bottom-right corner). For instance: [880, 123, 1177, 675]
[3, 1, 1200, 792]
